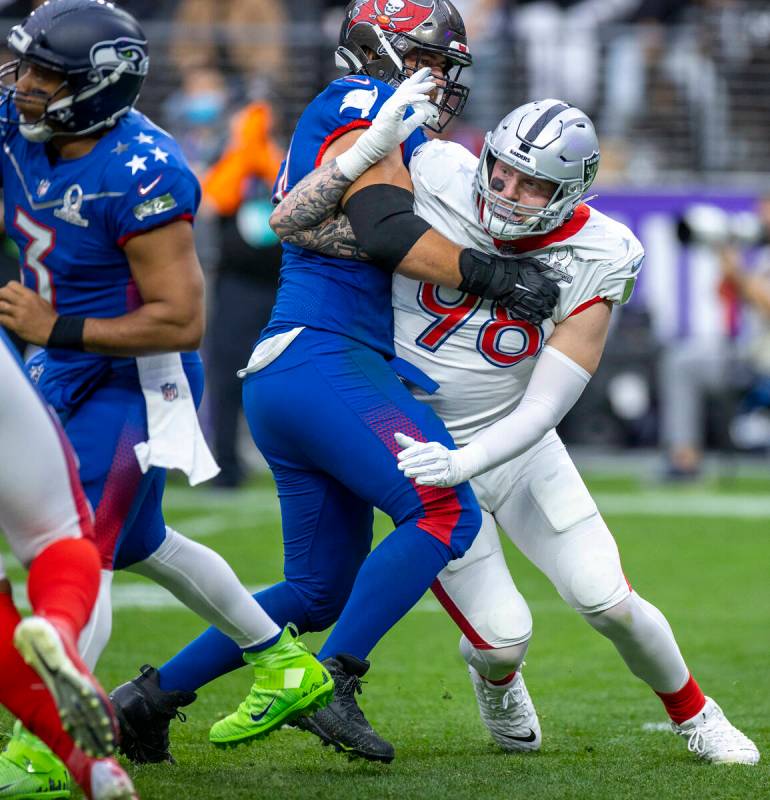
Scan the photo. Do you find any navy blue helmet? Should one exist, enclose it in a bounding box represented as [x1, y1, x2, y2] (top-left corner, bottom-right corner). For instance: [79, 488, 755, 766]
[0, 0, 148, 141]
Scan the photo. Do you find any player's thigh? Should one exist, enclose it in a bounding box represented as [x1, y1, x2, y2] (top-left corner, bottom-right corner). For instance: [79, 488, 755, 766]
[243, 333, 479, 553]
[434, 510, 532, 648]
[0, 337, 90, 564]
[493, 434, 629, 614]
[270, 461, 374, 599]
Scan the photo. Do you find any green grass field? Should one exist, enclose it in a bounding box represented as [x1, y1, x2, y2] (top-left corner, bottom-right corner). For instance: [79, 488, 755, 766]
[2, 471, 769, 799]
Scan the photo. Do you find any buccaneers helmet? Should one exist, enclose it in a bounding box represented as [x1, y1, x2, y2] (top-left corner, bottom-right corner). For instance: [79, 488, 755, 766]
[337, 0, 472, 132]
[0, 0, 148, 142]
[475, 99, 600, 240]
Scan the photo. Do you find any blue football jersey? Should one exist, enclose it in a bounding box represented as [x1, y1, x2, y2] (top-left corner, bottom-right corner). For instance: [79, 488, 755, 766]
[264, 75, 427, 358]
[0, 109, 201, 415]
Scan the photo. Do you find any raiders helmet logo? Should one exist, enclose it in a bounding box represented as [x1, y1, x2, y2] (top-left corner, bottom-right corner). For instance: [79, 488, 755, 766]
[582, 151, 600, 188]
[347, 0, 434, 34]
[89, 37, 149, 77]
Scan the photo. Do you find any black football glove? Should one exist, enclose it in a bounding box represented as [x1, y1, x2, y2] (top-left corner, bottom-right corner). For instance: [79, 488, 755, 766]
[458, 249, 560, 324]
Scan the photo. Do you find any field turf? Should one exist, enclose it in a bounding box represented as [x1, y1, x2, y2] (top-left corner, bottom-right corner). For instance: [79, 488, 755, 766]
[2, 471, 769, 799]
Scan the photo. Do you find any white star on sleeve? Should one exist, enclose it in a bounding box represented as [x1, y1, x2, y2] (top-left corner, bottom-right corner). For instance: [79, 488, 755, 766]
[125, 155, 148, 175]
[150, 146, 169, 163]
[134, 132, 154, 145]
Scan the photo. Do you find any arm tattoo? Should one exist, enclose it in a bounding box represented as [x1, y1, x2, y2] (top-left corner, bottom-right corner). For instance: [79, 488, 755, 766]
[282, 211, 370, 261]
[270, 159, 354, 239]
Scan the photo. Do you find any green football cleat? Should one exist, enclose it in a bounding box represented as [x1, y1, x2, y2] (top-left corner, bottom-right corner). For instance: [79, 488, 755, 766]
[209, 627, 333, 747]
[0, 721, 71, 799]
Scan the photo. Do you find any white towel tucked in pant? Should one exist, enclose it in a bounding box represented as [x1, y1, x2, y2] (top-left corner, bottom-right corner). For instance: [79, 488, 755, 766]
[133, 353, 219, 486]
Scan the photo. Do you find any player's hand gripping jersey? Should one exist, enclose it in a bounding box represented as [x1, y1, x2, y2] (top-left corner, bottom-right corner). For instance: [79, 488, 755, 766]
[264, 75, 426, 357]
[0, 107, 201, 417]
[392, 140, 645, 445]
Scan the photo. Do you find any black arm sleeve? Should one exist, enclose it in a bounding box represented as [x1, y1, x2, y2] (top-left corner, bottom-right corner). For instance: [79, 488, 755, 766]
[343, 184, 431, 273]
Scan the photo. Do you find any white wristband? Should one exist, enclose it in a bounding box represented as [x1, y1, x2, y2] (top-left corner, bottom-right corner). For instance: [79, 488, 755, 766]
[335, 143, 373, 182]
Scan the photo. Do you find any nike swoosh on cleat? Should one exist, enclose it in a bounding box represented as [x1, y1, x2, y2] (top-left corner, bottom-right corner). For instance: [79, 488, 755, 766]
[506, 729, 537, 743]
[250, 698, 277, 723]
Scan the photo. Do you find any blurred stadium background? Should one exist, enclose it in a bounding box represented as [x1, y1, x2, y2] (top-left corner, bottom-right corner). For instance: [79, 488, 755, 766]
[4, 0, 770, 478]
[1, 2, 770, 797]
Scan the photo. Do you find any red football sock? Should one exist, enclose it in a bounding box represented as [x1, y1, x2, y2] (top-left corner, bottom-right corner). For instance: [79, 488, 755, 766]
[486, 671, 517, 686]
[656, 674, 706, 724]
[27, 538, 101, 643]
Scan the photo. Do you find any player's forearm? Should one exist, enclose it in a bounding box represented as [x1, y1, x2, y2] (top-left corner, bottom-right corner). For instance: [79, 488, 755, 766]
[456, 346, 591, 478]
[82, 304, 204, 356]
[395, 230, 464, 287]
[281, 212, 370, 261]
[270, 160, 353, 239]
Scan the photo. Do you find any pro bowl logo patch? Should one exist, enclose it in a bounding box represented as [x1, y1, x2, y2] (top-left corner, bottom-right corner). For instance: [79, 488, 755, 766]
[90, 37, 149, 77]
[161, 382, 178, 402]
[347, 0, 434, 34]
[340, 86, 378, 119]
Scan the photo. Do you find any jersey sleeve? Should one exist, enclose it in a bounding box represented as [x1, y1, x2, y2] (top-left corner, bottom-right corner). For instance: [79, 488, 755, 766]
[556, 223, 645, 321]
[110, 165, 201, 247]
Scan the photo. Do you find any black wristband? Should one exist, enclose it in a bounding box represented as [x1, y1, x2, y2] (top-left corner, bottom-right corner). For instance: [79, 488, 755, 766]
[47, 315, 86, 350]
[458, 248, 520, 299]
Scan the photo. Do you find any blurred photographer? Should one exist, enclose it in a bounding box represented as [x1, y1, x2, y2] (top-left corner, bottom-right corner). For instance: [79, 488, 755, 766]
[660, 196, 770, 477]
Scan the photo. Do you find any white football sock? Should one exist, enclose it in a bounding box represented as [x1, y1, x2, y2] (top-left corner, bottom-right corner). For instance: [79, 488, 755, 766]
[77, 569, 113, 670]
[583, 591, 689, 693]
[127, 527, 280, 649]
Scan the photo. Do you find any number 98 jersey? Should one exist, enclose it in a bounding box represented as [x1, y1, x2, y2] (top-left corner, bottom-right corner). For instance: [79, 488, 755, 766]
[392, 140, 645, 446]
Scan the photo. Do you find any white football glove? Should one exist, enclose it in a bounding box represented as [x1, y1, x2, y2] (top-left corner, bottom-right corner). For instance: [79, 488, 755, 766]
[394, 432, 470, 488]
[336, 67, 436, 181]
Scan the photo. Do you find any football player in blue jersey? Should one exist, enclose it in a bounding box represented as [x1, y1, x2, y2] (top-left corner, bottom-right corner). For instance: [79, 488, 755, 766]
[111, 0, 560, 764]
[0, 0, 332, 792]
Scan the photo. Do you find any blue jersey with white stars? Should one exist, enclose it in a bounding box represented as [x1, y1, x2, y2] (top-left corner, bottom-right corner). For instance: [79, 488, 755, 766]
[0, 108, 201, 416]
[264, 75, 426, 358]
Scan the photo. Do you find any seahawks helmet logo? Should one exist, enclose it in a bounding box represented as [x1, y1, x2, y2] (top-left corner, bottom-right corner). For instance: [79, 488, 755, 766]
[90, 37, 149, 77]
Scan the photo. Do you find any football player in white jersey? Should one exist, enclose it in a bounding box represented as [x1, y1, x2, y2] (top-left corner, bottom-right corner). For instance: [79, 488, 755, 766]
[269, 97, 759, 765]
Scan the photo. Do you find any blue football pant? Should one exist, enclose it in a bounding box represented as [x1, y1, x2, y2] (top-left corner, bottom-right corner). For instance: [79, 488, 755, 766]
[158, 330, 480, 690]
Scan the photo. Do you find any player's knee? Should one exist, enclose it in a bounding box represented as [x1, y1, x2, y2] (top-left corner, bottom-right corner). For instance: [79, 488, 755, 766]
[582, 593, 642, 639]
[288, 580, 350, 632]
[460, 635, 530, 681]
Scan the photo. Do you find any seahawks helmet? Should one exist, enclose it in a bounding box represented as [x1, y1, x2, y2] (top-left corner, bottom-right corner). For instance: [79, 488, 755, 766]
[475, 99, 600, 240]
[337, 0, 472, 132]
[0, 0, 148, 142]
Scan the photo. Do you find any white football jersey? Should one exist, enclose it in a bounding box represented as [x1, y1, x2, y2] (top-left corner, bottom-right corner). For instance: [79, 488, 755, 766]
[392, 140, 645, 445]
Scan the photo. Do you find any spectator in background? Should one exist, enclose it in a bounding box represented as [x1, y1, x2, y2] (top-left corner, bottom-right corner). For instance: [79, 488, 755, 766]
[170, 0, 285, 91]
[659, 197, 770, 478]
[202, 99, 283, 488]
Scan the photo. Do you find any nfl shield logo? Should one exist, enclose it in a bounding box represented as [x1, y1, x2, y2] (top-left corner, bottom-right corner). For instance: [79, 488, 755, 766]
[161, 382, 178, 402]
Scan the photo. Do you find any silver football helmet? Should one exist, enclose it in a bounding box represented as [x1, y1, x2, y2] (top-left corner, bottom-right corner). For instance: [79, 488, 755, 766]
[474, 99, 600, 240]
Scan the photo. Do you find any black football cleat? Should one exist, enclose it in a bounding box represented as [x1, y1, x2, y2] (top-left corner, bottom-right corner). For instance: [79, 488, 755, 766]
[294, 654, 395, 763]
[109, 665, 196, 764]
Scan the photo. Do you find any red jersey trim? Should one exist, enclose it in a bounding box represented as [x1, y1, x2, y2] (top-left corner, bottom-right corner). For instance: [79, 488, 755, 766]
[314, 120, 372, 168]
[494, 204, 591, 254]
[117, 213, 195, 248]
[567, 295, 604, 318]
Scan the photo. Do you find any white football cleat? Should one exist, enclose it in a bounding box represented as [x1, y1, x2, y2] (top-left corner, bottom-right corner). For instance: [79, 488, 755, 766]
[672, 697, 760, 765]
[14, 616, 118, 758]
[89, 758, 138, 799]
[469, 667, 541, 752]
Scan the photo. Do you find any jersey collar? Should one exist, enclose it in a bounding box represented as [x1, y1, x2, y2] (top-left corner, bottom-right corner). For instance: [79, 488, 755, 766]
[493, 204, 591, 254]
